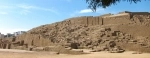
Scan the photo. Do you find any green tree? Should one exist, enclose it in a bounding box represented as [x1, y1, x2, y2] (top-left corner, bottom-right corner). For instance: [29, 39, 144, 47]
[86, 0, 143, 11]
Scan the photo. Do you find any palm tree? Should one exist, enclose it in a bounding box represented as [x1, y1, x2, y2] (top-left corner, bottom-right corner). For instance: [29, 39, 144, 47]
[86, 0, 143, 11]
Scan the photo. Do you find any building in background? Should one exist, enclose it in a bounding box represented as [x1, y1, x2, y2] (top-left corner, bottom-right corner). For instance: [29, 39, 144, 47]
[14, 31, 26, 36]
[6, 33, 14, 37]
[0, 31, 26, 38]
[0, 33, 5, 39]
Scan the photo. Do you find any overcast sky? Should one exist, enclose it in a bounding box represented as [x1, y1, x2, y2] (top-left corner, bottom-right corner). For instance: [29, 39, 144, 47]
[0, 0, 149, 34]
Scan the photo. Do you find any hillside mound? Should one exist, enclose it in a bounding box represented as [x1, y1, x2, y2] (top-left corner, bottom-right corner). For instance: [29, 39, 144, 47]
[1, 11, 150, 54]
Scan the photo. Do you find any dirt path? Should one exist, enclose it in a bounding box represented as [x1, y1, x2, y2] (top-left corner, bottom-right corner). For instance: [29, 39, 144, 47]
[0, 49, 150, 58]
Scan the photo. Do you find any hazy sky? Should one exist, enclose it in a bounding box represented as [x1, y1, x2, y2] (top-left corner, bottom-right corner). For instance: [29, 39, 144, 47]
[0, 0, 149, 34]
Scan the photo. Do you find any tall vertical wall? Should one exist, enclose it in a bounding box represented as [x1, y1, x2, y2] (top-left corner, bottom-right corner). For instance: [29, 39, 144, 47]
[64, 16, 103, 26]
[103, 14, 131, 25]
[64, 13, 131, 26]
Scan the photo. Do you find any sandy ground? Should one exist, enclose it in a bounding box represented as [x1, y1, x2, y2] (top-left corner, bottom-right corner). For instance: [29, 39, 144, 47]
[0, 49, 150, 58]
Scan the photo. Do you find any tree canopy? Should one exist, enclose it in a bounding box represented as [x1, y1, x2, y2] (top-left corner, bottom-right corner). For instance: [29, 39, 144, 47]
[86, 0, 143, 11]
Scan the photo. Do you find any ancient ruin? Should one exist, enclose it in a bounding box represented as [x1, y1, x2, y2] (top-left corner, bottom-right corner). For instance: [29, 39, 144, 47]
[0, 11, 150, 54]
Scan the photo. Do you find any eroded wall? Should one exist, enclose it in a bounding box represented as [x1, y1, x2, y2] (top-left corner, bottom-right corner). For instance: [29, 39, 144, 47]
[103, 15, 131, 25]
[64, 16, 103, 26]
[63, 14, 131, 26]
[12, 12, 150, 47]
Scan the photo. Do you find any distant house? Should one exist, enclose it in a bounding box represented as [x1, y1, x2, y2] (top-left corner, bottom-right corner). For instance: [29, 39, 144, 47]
[6, 33, 14, 37]
[14, 31, 26, 36]
[0, 33, 5, 39]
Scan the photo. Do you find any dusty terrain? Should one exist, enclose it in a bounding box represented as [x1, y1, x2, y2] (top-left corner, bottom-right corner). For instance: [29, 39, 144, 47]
[0, 49, 150, 58]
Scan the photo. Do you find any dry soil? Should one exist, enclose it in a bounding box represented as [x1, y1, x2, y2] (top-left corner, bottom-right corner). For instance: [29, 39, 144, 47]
[0, 49, 150, 58]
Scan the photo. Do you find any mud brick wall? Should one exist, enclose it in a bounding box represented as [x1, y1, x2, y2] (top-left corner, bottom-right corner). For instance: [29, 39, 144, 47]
[81, 16, 88, 26]
[13, 12, 150, 48]
[87, 16, 94, 26]
[66, 16, 103, 26]
[103, 15, 131, 25]
[65, 15, 131, 26]
[16, 34, 51, 47]
[131, 12, 150, 15]
[14, 14, 132, 47]
[87, 16, 103, 26]
[131, 14, 150, 25]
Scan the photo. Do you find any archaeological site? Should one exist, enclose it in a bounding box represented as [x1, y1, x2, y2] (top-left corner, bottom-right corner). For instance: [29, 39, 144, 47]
[1, 11, 150, 54]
